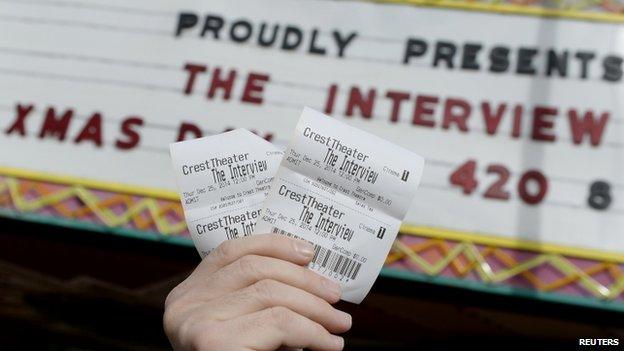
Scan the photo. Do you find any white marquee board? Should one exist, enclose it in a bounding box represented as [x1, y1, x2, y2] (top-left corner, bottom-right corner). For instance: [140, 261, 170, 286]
[1, 0, 622, 255]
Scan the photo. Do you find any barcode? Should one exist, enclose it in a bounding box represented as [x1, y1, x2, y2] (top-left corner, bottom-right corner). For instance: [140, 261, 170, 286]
[271, 227, 362, 280]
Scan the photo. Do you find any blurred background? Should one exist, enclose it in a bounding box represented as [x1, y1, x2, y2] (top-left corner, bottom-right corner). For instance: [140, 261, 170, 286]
[1, 0, 624, 350]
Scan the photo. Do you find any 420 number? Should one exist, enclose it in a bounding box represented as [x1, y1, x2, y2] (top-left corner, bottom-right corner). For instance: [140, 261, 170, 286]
[449, 159, 614, 210]
[449, 160, 548, 205]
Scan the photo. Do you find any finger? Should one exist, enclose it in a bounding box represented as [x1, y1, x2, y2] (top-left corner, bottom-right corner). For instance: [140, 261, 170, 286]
[204, 255, 342, 303]
[226, 306, 344, 351]
[199, 279, 351, 333]
[195, 234, 315, 276]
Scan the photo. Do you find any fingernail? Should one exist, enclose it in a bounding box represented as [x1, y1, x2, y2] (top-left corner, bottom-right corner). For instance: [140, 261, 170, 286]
[294, 240, 314, 259]
[332, 335, 344, 350]
[323, 278, 342, 301]
[336, 310, 352, 328]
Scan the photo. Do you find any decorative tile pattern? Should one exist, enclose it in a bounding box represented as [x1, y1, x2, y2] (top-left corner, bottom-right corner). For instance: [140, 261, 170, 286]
[1, 172, 623, 304]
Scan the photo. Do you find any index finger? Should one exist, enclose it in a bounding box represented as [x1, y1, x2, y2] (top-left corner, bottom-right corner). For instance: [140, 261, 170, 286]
[195, 233, 315, 275]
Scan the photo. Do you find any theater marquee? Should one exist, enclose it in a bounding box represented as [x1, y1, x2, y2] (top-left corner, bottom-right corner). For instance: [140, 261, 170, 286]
[1, 0, 623, 306]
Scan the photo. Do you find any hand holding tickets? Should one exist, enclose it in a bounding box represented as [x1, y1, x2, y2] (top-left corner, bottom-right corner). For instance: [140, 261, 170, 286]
[170, 108, 424, 303]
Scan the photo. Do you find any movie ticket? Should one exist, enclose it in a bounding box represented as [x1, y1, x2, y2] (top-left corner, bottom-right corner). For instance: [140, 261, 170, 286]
[169, 129, 283, 257]
[254, 107, 425, 303]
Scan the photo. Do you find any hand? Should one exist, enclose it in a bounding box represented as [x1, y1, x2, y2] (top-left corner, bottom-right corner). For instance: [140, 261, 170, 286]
[163, 233, 352, 351]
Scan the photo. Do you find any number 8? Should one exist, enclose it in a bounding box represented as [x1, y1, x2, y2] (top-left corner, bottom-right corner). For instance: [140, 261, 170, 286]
[588, 180, 611, 210]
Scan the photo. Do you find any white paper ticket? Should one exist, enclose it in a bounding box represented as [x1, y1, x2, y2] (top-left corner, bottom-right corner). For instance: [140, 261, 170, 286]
[169, 129, 283, 258]
[254, 107, 425, 303]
